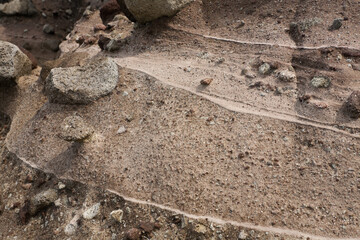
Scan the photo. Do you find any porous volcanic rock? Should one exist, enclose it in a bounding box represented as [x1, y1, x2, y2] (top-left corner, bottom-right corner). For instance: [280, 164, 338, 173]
[122, 0, 193, 23]
[44, 56, 119, 104]
[0, 40, 32, 83]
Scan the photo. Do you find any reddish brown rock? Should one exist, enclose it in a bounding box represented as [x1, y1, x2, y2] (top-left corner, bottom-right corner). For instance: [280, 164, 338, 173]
[139, 221, 154, 233]
[100, 0, 121, 24]
[98, 35, 111, 50]
[200, 78, 213, 86]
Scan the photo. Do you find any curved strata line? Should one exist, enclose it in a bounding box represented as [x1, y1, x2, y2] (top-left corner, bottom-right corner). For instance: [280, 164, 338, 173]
[115, 61, 360, 139]
[168, 26, 360, 51]
[7, 150, 359, 240]
[107, 189, 359, 240]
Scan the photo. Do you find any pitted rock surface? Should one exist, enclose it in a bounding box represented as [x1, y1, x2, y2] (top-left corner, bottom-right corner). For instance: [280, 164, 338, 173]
[0, 40, 32, 83]
[44, 57, 119, 104]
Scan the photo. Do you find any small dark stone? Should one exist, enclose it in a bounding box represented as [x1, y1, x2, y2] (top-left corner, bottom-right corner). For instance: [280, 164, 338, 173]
[328, 18, 343, 31]
[345, 91, 360, 119]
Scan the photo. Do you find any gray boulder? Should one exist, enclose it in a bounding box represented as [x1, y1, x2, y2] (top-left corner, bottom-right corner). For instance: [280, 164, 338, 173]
[0, 40, 32, 83]
[0, 0, 37, 16]
[123, 0, 193, 23]
[44, 57, 119, 104]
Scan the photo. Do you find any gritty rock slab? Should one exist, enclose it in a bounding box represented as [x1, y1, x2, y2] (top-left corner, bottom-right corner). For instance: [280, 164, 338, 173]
[0, 40, 32, 83]
[123, 0, 193, 23]
[44, 57, 119, 104]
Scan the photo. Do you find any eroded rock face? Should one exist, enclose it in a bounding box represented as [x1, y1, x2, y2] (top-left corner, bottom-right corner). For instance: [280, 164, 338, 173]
[123, 0, 193, 23]
[0, 40, 32, 83]
[0, 0, 37, 16]
[44, 57, 119, 104]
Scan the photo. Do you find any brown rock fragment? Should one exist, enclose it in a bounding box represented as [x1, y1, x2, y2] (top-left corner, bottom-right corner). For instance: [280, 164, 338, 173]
[345, 91, 360, 119]
[126, 228, 142, 240]
[200, 78, 213, 86]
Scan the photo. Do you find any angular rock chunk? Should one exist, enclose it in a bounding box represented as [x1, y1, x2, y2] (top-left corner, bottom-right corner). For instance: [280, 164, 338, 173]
[45, 57, 119, 104]
[122, 0, 193, 23]
[0, 40, 32, 83]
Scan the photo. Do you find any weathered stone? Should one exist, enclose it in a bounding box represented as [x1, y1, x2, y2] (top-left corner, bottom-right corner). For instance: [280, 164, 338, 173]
[83, 203, 101, 220]
[276, 69, 297, 82]
[258, 63, 271, 75]
[0, 0, 37, 16]
[311, 76, 330, 88]
[345, 91, 360, 119]
[60, 116, 93, 142]
[122, 0, 193, 23]
[110, 209, 123, 222]
[0, 40, 32, 83]
[44, 57, 119, 104]
[30, 189, 58, 215]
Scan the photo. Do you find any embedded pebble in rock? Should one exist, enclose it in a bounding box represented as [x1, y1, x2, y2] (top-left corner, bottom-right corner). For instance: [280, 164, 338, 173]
[276, 69, 297, 82]
[43, 24, 55, 34]
[0, 0, 37, 15]
[110, 209, 123, 222]
[0, 40, 32, 83]
[345, 90, 360, 119]
[328, 18, 342, 31]
[311, 76, 330, 88]
[258, 63, 271, 75]
[45, 56, 119, 104]
[83, 203, 101, 220]
[241, 68, 256, 79]
[60, 116, 94, 142]
[238, 230, 248, 239]
[30, 189, 58, 215]
[117, 126, 126, 134]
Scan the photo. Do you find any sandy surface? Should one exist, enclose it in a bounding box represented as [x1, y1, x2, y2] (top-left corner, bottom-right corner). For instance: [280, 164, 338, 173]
[2, 0, 360, 239]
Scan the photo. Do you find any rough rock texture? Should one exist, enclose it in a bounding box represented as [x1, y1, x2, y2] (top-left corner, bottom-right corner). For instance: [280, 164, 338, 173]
[44, 56, 119, 104]
[40, 52, 89, 82]
[311, 76, 331, 88]
[60, 116, 93, 142]
[123, 0, 193, 23]
[0, 40, 32, 83]
[345, 91, 360, 119]
[116, 0, 136, 22]
[29, 189, 58, 215]
[0, 0, 36, 15]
